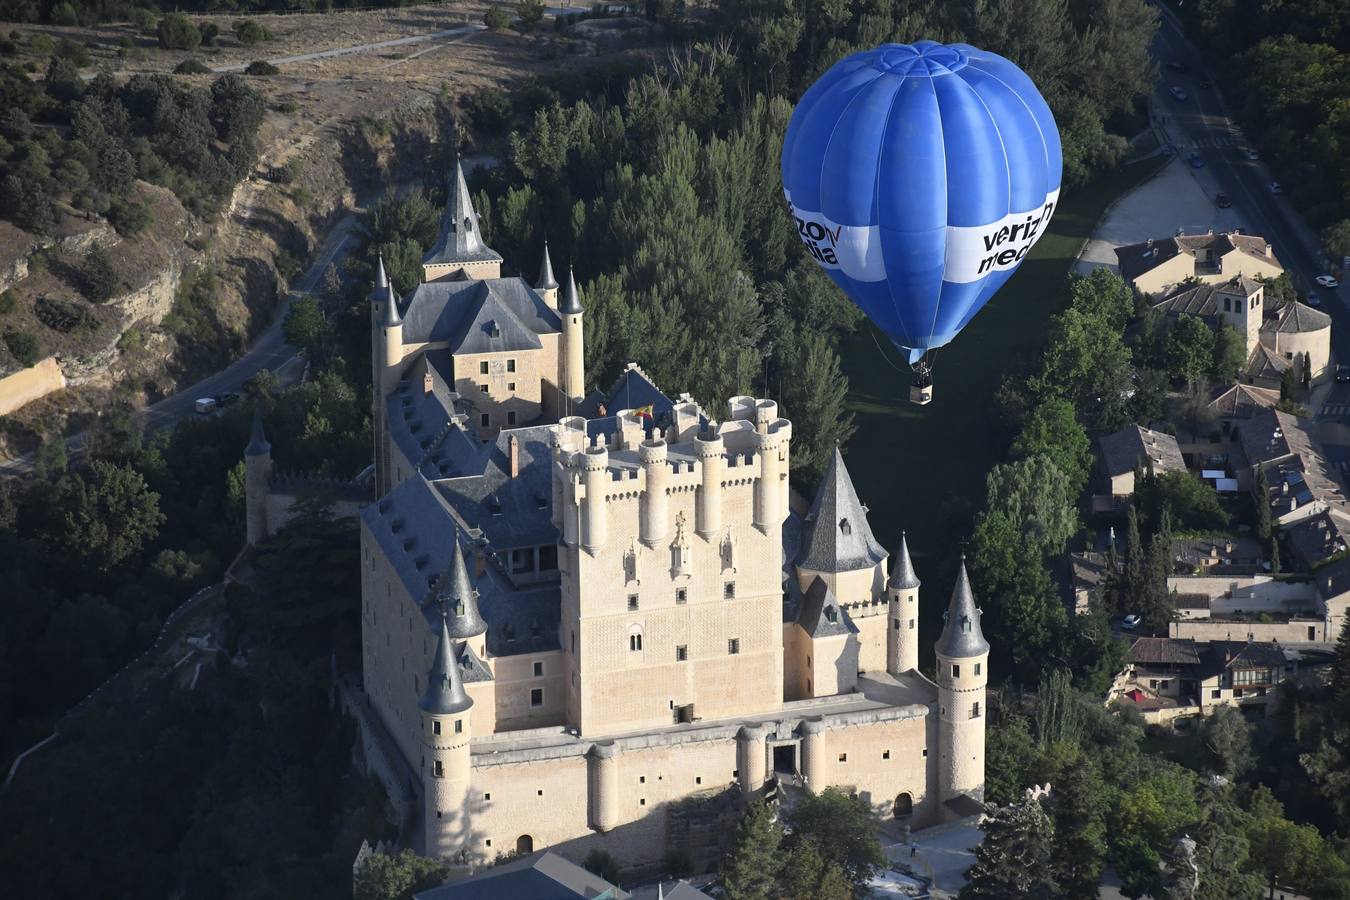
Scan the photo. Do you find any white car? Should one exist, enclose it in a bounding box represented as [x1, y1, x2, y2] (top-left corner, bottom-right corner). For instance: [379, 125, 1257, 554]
[1269, 181, 1282, 194]
[1315, 275, 1341, 289]
[1169, 86, 1188, 101]
[1122, 614, 1142, 630]
[1244, 148, 1260, 160]
[194, 397, 218, 415]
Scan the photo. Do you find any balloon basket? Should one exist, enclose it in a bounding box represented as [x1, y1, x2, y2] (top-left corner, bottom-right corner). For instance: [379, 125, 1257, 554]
[909, 382, 933, 405]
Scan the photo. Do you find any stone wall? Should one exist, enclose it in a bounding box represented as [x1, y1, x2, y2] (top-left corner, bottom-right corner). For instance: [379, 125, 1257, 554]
[1170, 618, 1324, 643]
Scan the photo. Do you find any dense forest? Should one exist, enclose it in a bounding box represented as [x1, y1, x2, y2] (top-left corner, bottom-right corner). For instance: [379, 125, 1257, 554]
[1173, 0, 1350, 257]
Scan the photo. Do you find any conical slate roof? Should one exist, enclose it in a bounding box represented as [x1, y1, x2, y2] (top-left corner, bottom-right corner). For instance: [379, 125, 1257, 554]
[439, 535, 486, 640]
[374, 255, 388, 292]
[244, 408, 270, 457]
[796, 447, 886, 573]
[380, 282, 402, 328]
[420, 611, 473, 715]
[537, 241, 558, 292]
[935, 560, 989, 659]
[423, 156, 503, 266]
[560, 266, 584, 315]
[887, 531, 920, 590]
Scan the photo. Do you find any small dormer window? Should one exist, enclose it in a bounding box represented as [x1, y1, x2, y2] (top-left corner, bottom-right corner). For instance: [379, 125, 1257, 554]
[839, 518, 852, 536]
[961, 616, 972, 634]
[463, 215, 473, 233]
[489, 323, 501, 338]
[455, 599, 465, 617]
[825, 606, 837, 623]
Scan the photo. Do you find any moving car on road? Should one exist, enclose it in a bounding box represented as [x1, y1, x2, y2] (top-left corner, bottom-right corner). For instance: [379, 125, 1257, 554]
[1123, 614, 1142, 630]
[1337, 365, 1350, 383]
[1215, 193, 1231, 208]
[1270, 181, 1282, 194]
[216, 391, 241, 407]
[1316, 275, 1341, 289]
[1169, 85, 1189, 101]
[194, 398, 218, 415]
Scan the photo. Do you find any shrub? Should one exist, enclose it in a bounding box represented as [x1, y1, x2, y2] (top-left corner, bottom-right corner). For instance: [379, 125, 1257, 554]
[117, 328, 144, 351]
[173, 58, 212, 75]
[54, 37, 90, 67]
[0, 290, 16, 315]
[244, 60, 279, 76]
[4, 330, 40, 366]
[35, 296, 97, 333]
[233, 19, 273, 46]
[49, 1, 79, 26]
[518, 0, 545, 29]
[81, 248, 120, 302]
[0, 37, 17, 56]
[484, 6, 512, 29]
[107, 198, 151, 236]
[29, 34, 54, 56]
[462, 86, 513, 136]
[199, 22, 219, 47]
[157, 14, 202, 51]
[129, 8, 157, 33]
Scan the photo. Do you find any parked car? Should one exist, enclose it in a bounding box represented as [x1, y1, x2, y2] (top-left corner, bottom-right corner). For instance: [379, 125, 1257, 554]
[1269, 181, 1282, 194]
[1244, 147, 1260, 160]
[194, 397, 218, 415]
[1336, 365, 1350, 383]
[1169, 85, 1189, 101]
[216, 391, 240, 407]
[1189, 154, 1205, 169]
[1123, 614, 1142, 630]
[1215, 193, 1232, 208]
[1315, 275, 1341, 289]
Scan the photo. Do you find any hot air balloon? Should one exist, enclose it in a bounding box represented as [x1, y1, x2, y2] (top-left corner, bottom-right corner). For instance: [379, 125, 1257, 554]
[781, 41, 1062, 404]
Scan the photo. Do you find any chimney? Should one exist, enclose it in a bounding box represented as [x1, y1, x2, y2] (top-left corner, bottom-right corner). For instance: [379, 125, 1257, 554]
[423, 370, 434, 394]
[508, 434, 520, 479]
[1224, 540, 1233, 553]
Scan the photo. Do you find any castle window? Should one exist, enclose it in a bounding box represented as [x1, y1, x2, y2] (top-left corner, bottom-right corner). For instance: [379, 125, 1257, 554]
[724, 582, 736, 599]
[883, 750, 890, 760]
[838, 753, 847, 763]
[893, 619, 899, 631]
[507, 359, 517, 373]
[971, 702, 981, 719]
[507, 411, 517, 425]
[485, 839, 492, 847]
[630, 634, 643, 652]
[455, 719, 463, 733]
[484, 793, 491, 801]
[974, 662, 982, 676]
[436, 811, 441, 818]
[572, 630, 576, 654]
[479, 383, 489, 394]
[640, 776, 646, 783]
[508, 382, 516, 392]
[537, 789, 544, 796]
[640, 798, 646, 806]
[952, 664, 960, 678]
[923, 748, 928, 757]
[531, 688, 543, 707]
[481, 413, 490, 428]
[909, 618, 915, 630]
[480, 361, 489, 375]
[728, 638, 740, 655]
[628, 594, 639, 611]
[1223, 297, 1231, 312]
[433, 721, 441, 735]
[696, 776, 702, 784]
[839, 518, 852, 535]
[533, 661, 543, 677]
[676, 645, 688, 662]
[676, 587, 687, 605]
[433, 760, 443, 777]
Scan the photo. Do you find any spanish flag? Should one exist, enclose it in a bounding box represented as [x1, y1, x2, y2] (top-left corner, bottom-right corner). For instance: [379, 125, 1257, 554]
[634, 404, 654, 421]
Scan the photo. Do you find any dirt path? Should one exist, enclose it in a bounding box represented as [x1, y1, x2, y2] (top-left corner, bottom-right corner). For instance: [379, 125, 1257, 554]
[212, 23, 485, 73]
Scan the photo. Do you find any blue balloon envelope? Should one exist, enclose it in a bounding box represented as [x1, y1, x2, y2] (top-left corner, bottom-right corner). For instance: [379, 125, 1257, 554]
[781, 41, 1062, 364]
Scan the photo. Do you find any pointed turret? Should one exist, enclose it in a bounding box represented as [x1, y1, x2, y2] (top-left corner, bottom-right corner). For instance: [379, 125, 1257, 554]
[422, 155, 503, 278]
[374, 255, 388, 291]
[537, 241, 559, 291]
[560, 265, 584, 315]
[438, 535, 487, 640]
[244, 407, 271, 457]
[888, 531, 920, 590]
[380, 282, 402, 328]
[935, 559, 989, 658]
[797, 446, 886, 574]
[420, 611, 473, 715]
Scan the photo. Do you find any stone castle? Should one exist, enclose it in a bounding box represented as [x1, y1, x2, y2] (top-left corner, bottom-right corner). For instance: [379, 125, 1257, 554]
[251, 157, 991, 872]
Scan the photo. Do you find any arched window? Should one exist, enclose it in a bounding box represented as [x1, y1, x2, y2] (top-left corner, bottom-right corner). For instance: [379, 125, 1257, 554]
[629, 633, 643, 652]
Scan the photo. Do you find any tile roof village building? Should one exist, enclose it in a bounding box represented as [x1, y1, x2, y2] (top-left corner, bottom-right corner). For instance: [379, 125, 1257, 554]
[1097, 424, 1185, 496]
[273, 156, 995, 877]
[1116, 233, 1332, 386]
[1111, 636, 1295, 722]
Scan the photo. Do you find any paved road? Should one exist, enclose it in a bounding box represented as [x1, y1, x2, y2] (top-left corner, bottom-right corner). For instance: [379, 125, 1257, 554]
[0, 198, 366, 477]
[212, 24, 485, 73]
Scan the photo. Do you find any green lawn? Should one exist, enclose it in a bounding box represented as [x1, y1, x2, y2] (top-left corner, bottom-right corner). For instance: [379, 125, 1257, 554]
[839, 155, 1169, 638]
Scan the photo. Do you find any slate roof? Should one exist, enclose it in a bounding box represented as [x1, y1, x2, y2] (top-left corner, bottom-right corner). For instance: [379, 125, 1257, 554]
[560, 266, 584, 315]
[578, 364, 692, 444]
[536, 242, 558, 291]
[1116, 232, 1280, 288]
[423, 157, 504, 267]
[1171, 535, 1265, 574]
[414, 850, 630, 900]
[1098, 425, 1185, 477]
[796, 447, 887, 574]
[437, 533, 488, 639]
[420, 612, 473, 715]
[433, 425, 560, 551]
[1198, 640, 1288, 679]
[1237, 409, 1312, 467]
[1269, 299, 1331, 334]
[1316, 556, 1350, 601]
[1246, 344, 1292, 382]
[399, 278, 561, 349]
[457, 641, 493, 683]
[935, 561, 989, 659]
[1126, 636, 1202, 666]
[887, 532, 920, 590]
[1207, 383, 1279, 419]
[1285, 511, 1350, 569]
[380, 282, 403, 327]
[385, 377, 479, 479]
[797, 578, 854, 638]
[244, 408, 270, 457]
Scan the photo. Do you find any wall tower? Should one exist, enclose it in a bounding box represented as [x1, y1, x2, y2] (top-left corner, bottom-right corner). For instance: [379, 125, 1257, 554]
[886, 532, 920, 675]
[537, 241, 559, 309]
[444, 531, 488, 659]
[421, 608, 474, 861]
[935, 559, 989, 820]
[560, 267, 585, 408]
[243, 408, 272, 545]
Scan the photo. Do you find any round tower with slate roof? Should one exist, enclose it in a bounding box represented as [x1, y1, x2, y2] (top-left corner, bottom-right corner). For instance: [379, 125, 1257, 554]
[935, 559, 989, 820]
[887, 532, 920, 675]
[421, 608, 475, 861]
[379, 281, 404, 397]
[243, 408, 272, 545]
[560, 267, 585, 406]
[443, 532, 488, 659]
[536, 241, 559, 310]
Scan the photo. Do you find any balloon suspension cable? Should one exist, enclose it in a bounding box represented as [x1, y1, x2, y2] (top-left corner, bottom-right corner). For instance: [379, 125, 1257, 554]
[868, 329, 910, 373]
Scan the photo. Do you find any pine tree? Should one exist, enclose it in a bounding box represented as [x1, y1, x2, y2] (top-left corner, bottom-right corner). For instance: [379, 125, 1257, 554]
[1255, 467, 1272, 540]
[1332, 617, 1350, 712]
[1125, 503, 1144, 601]
[721, 799, 785, 900]
[1268, 535, 1281, 574]
[1048, 756, 1108, 900]
[960, 790, 1059, 899]
[1142, 530, 1175, 633]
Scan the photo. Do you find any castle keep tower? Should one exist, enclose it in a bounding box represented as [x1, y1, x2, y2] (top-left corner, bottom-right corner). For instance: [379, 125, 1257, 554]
[421, 609, 474, 860]
[887, 532, 920, 675]
[422, 157, 503, 283]
[243, 408, 272, 546]
[935, 560, 989, 820]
